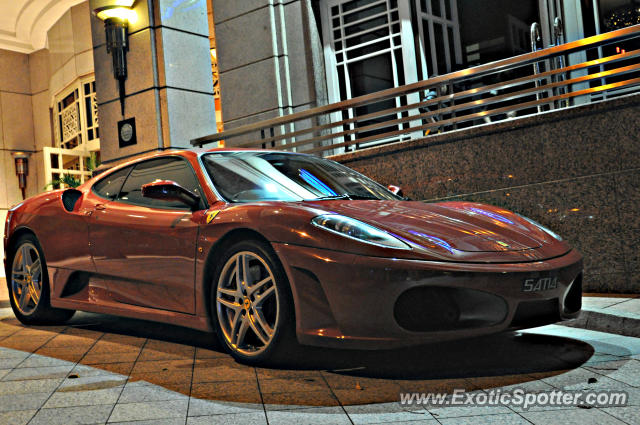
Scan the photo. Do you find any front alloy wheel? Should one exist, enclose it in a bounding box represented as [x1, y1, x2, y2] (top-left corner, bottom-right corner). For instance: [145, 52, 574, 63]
[216, 251, 279, 357]
[213, 240, 294, 363]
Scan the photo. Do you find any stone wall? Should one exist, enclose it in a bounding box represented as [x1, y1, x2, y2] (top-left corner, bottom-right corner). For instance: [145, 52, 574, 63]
[331, 94, 640, 293]
[0, 49, 37, 208]
[0, 48, 36, 279]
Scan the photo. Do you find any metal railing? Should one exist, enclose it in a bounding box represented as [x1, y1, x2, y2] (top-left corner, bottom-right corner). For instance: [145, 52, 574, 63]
[192, 25, 640, 156]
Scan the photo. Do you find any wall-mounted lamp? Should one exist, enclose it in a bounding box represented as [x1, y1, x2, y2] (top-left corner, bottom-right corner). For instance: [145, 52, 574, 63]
[11, 152, 30, 200]
[93, 0, 137, 116]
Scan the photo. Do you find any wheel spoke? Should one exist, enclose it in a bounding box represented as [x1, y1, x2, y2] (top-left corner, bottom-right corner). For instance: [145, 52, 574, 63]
[252, 308, 273, 337]
[30, 259, 41, 279]
[28, 282, 40, 305]
[235, 256, 242, 288]
[217, 287, 238, 297]
[248, 314, 269, 345]
[241, 254, 249, 287]
[217, 296, 242, 311]
[14, 249, 23, 270]
[12, 272, 27, 286]
[228, 310, 242, 343]
[21, 245, 31, 268]
[254, 285, 275, 308]
[233, 318, 249, 347]
[13, 270, 27, 278]
[248, 277, 271, 296]
[18, 287, 30, 310]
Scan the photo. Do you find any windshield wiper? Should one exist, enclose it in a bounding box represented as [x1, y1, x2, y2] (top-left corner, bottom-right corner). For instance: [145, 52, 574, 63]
[312, 194, 351, 200]
[346, 194, 381, 200]
[312, 194, 381, 201]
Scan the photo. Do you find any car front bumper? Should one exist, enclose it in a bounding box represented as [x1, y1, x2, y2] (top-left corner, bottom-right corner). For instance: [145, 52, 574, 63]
[273, 243, 583, 349]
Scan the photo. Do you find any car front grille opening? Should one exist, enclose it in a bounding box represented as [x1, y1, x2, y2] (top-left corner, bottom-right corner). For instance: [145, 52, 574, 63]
[393, 286, 508, 332]
[510, 298, 560, 329]
[563, 273, 582, 314]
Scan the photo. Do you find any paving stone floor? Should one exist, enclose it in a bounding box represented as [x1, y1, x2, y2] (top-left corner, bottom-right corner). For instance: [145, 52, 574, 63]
[582, 295, 640, 316]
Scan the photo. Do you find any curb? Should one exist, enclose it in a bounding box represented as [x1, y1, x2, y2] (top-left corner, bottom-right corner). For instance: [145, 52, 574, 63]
[563, 308, 640, 338]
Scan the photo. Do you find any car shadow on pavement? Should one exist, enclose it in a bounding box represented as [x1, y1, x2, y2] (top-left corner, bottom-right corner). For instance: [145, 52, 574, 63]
[60, 313, 595, 379]
[0, 311, 602, 406]
[290, 332, 595, 379]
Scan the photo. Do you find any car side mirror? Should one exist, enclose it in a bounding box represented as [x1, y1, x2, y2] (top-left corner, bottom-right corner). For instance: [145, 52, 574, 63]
[141, 180, 201, 210]
[387, 185, 404, 197]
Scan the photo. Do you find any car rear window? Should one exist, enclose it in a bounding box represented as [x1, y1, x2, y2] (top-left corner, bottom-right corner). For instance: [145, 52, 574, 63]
[92, 166, 132, 200]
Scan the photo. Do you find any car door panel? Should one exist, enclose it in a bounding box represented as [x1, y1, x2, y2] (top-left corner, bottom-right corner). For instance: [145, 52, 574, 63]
[90, 201, 199, 313]
[87, 157, 206, 314]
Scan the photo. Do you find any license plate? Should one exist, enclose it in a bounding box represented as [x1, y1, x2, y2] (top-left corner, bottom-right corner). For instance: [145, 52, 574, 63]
[522, 276, 558, 292]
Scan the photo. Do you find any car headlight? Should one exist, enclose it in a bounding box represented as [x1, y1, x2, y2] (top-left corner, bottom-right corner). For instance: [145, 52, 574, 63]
[516, 214, 563, 241]
[311, 214, 411, 250]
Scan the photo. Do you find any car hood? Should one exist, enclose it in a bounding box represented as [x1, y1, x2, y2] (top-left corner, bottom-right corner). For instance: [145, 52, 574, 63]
[303, 200, 557, 253]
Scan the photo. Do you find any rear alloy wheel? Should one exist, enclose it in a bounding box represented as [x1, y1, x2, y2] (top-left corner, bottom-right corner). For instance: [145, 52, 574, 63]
[11, 242, 43, 316]
[8, 235, 75, 325]
[213, 240, 293, 363]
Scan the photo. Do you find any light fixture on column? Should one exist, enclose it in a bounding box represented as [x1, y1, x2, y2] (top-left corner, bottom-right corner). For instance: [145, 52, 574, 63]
[11, 151, 30, 200]
[93, 0, 137, 116]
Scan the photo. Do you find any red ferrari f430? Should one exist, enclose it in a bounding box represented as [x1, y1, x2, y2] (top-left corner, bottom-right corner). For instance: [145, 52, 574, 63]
[4, 149, 582, 362]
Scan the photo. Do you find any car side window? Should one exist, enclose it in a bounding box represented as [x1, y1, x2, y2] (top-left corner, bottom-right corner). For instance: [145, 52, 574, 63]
[92, 166, 133, 200]
[117, 157, 203, 209]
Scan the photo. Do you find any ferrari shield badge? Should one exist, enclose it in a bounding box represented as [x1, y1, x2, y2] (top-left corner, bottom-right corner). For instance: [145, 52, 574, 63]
[206, 210, 219, 224]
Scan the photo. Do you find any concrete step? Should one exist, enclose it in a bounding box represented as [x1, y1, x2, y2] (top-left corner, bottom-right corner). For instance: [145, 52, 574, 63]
[563, 295, 640, 338]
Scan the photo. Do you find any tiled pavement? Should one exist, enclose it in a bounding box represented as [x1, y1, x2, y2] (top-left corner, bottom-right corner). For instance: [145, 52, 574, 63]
[582, 295, 640, 314]
[0, 280, 640, 424]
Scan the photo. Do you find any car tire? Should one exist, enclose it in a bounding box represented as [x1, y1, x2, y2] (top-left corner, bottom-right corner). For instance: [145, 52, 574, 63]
[211, 239, 296, 364]
[7, 234, 75, 325]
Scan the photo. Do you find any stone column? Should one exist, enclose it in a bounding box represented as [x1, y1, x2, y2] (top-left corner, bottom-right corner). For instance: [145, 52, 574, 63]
[211, 0, 327, 144]
[90, 0, 216, 164]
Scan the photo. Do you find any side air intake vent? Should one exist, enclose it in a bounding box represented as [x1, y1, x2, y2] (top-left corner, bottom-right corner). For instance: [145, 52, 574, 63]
[61, 189, 82, 212]
[60, 271, 91, 297]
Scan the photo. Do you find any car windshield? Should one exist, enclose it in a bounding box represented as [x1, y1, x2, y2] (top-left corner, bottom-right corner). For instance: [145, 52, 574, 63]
[201, 151, 402, 202]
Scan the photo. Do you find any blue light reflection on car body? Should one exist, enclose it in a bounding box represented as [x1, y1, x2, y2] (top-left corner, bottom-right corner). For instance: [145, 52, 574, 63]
[468, 207, 514, 224]
[408, 230, 455, 253]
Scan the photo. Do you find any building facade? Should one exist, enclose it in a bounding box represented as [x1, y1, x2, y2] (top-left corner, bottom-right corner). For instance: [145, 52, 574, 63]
[0, 2, 99, 244]
[213, 0, 640, 132]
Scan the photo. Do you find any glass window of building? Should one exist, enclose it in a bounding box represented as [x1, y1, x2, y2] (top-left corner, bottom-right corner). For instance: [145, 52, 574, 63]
[45, 76, 101, 189]
[415, 0, 462, 78]
[320, 0, 420, 148]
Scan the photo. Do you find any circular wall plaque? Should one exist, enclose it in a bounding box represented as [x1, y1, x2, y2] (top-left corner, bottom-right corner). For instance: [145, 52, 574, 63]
[120, 123, 133, 142]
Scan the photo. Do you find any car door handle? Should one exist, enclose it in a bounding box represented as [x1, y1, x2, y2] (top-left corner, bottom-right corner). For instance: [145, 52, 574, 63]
[95, 204, 107, 210]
